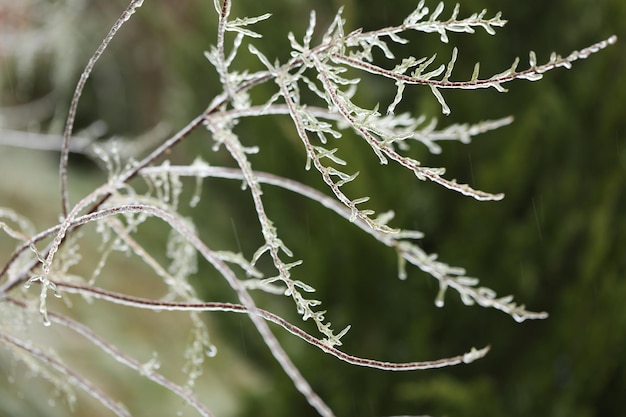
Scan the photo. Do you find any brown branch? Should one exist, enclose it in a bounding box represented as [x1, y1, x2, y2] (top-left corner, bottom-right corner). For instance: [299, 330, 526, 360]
[50, 282, 491, 371]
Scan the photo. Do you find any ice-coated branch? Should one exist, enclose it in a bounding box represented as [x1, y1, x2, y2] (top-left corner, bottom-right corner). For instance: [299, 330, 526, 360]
[33, 201, 335, 417]
[0, 331, 131, 417]
[5, 298, 215, 417]
[140, 162, 548, 323]
[332, 36, 617, 115]
[312, 55, 504, 200]
[48, 283, 490, 371]
[60, 0, 144, 218]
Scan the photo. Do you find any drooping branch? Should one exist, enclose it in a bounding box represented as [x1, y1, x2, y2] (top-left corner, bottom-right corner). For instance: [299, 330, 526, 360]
[139, 163, 549, 322]
[0, 331, 132, 417]
[5, 298, 214, 417]
[3, 201, 336, 417]
[49, 283, 490, 370]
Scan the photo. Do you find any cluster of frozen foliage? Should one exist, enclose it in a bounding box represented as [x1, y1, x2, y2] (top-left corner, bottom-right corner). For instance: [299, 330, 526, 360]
[0, 0, 616, 416]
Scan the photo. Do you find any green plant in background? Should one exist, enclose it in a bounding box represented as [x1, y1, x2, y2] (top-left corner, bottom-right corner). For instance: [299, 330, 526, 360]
[0, 0, 617, 416]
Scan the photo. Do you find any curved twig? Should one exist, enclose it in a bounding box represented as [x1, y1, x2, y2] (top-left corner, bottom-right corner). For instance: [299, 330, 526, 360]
[5, 298, 214, 417]
[60, 0, 145, 218]
[50, 282, 490, 370]
[0, 331, 132, 417]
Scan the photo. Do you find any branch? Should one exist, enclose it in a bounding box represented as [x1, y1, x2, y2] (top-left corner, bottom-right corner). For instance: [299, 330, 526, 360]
[2, 202, 336, 417]
[60, 0, 145, 217]
[0, 331, 131, 417]
[139, 163, 548, 322]
[50, 283, 490, 370]
[312, 55, 504, 201]
[5, 298, 214, 417]
[333, 35, 617, 90]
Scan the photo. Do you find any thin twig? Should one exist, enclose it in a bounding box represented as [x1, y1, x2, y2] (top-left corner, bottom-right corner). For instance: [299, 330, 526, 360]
[139, 164, 548, 321]
[5, 298, 214, 417]
[0, 331, 131, 417]
[60, 0, 145, 218]
[50, 283, 491, 370]
[4, 201, 336, 417]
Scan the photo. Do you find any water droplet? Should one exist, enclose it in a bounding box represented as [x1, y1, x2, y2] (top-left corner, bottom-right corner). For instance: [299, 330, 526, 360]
[205, 345, 218, 358]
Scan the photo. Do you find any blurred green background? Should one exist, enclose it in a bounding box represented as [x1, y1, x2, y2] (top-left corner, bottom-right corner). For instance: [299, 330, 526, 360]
[1, 0, 624, 416]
